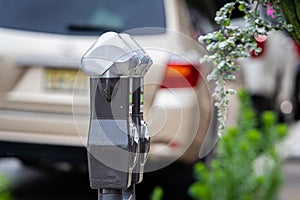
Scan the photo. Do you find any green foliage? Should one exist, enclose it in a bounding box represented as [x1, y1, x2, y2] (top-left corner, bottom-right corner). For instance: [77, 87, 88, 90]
[150, 186, 164, 200]
[0, 175, 12, 200]
[189, 89, 287, 200]
[280, 0, 300, 44]
[199, 0, 292, 136]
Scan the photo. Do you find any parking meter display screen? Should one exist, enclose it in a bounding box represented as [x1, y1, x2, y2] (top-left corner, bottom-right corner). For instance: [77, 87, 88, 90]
[0, 0, 166, 35]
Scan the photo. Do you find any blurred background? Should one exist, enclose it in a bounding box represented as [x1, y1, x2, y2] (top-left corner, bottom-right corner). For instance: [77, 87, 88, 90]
[0, 0, 300, 199]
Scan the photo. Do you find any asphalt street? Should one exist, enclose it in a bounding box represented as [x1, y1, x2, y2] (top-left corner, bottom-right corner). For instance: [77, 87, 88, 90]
[0, 157, 298, 200]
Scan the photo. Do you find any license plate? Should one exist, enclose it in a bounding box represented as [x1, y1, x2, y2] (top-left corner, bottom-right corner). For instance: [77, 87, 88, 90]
[45, 68, 88, 92]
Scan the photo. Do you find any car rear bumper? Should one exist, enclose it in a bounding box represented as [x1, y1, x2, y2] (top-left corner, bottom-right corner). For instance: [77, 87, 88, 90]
[0, 108, 88, 146]
[0, 87, 204, 164]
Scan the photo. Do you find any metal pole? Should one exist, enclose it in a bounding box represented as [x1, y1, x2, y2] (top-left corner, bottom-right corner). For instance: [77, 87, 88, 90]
[98, 189, 123, 200]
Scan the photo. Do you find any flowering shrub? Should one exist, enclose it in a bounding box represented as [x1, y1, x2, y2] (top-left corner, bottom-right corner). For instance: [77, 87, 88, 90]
[199, 0, 293, 136]
[267, 3, 276, 18]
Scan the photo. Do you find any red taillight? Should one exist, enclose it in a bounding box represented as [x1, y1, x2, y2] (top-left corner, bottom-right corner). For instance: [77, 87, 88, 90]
[250, 35, 267, 58]
[295, 41, 300, 57]
[160, 61, 201, 88]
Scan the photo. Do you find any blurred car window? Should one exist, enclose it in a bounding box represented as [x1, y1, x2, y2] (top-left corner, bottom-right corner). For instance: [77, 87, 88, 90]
[0, 0, 166, 35]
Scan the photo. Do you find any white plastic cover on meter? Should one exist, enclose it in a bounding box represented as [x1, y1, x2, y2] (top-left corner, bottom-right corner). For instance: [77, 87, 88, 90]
[81, 31, 152, 77]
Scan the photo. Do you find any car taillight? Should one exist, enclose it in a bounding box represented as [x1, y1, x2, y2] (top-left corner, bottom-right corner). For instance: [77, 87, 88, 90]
[250, 35, 267, 58]
[160, 61, 201, 88]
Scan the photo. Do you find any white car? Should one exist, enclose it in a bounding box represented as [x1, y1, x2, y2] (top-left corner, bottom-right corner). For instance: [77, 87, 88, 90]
[0, 0, 218, 176]
[0, 0, 225, 199]
[0, 0, 219, 167]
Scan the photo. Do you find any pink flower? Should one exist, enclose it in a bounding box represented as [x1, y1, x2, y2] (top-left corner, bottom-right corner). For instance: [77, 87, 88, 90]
[267, 3, 276, 18]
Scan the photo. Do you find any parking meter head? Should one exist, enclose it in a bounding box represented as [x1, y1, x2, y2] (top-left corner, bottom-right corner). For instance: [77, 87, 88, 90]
[118, 33, 153, 76]
[81, 31, 152, 77]
[81, 32, 139, 77]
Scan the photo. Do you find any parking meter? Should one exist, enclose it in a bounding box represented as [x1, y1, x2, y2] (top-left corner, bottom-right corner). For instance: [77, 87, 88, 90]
[81, 32, 152, 200]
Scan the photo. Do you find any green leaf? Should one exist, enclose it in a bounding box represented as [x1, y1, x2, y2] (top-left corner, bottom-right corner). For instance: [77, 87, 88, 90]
[238, 4, 244, 11]
[223, 19, 231, 26]
[150, 186, 164, 200]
